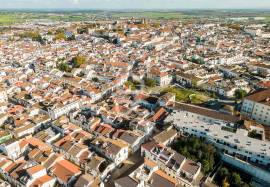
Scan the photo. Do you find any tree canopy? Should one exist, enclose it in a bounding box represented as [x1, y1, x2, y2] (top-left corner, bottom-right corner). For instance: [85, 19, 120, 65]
[215, 166, 253, 187]
[71, 55, 86, 68]
[234, 89, 247, 100]
[92, 77, 99, 82]
[171, 136, 217, 174]
[54, 33, 66, 41]
[19, 31, 45, 44]
[144, 78, 156, 87]
[57, 63, 71, 72]
[124, 80, 140, 90]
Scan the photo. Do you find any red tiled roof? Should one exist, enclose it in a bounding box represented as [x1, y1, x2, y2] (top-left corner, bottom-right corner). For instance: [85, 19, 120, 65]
[52, 159, 81, 184]
[29, 175, 54, 187]
[150, 107, 168, 122]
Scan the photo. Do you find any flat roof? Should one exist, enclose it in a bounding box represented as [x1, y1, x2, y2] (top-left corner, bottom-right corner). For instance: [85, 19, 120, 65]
[167, 110, 270, 157]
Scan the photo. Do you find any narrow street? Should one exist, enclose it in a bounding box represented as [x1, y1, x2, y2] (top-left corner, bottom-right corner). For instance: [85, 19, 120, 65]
[105, 150, 144, 187]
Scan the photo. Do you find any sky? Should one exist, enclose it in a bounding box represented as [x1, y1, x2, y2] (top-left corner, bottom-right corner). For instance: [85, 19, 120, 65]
[1, 0, 270, 10]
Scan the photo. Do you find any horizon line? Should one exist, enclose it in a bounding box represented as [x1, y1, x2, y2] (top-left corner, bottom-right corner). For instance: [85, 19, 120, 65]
[1, 8, 270, 12]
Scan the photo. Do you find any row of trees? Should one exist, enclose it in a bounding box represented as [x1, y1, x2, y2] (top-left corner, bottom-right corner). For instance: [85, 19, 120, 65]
[19, 31, 46, 44]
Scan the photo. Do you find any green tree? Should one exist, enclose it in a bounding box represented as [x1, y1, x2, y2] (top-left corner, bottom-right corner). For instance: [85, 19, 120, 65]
[33, 34, 45, 44]
[179, 146, 190, 158]
[191, 80, 198, 88]
[183, 54, 187, 60]
[248, 130, 262, 140]
[201, 159, 210, 173]
[231, 172, 242, 187]
[19, 31, 45, 44]
[72, 55, 86, 68]
[171, 136, 217, 174]
[54, 33, 66, 40]
[152, 22, 160, 28]
[196, 150, 203, 160]
[92, 77, 99, 82]
[55, 28, 65, 34]
[144, 78, 156, 87]
[77, 27, 88, 34]
[47, 30, 53, 35]
[196, 36, 201, 43]
[234, 89, 247, 100]
[67, 34, 75, 41]
[124, 81, 136, 90]
[8, 36, 15, 42]
[219, 167, 230, 179]
[78, 72, 85, 77]
[58, 63, 71, 72]
[24, 94, 32, 100]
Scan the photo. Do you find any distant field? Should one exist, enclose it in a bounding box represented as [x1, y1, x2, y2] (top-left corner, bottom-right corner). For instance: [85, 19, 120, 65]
[1, 10, 270, 25]
[110, 11, 188, 20]
[0, 11, 190, 25]
[0, 12, 95, 25]
[0, 13, 23, 25]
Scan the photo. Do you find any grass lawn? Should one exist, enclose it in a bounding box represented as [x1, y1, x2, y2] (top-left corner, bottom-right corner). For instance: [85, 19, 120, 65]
[162, 86, 211, 104]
